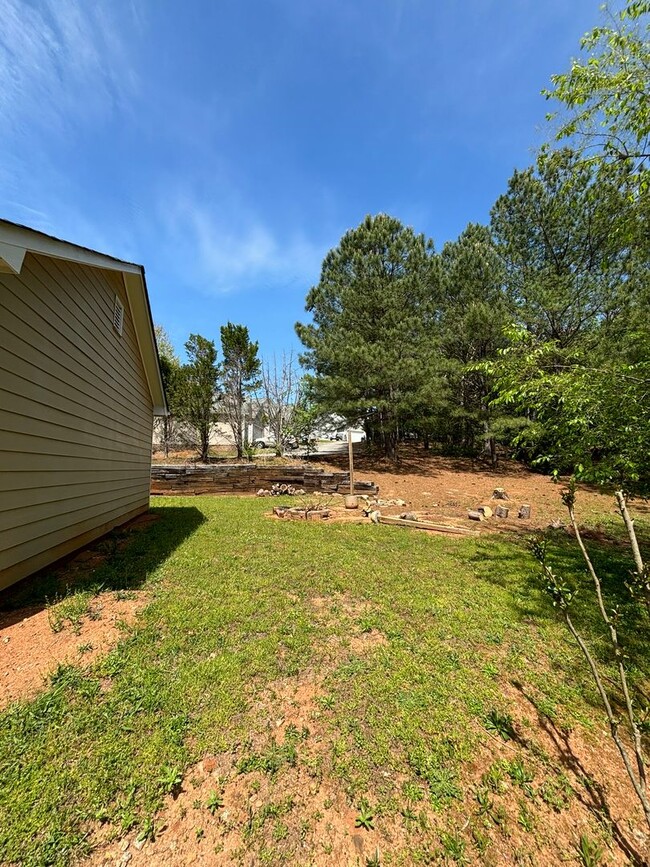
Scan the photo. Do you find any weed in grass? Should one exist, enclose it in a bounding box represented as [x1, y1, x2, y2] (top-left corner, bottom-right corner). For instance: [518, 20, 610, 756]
[538, 773, 573, 812]
[77, 642, 93, 655]
[400, 804, 417, 822]
[47, 590, 96, 633]
[195, 827, 204, 841]
[517, 801, 535, 833]
[482, 762, 507, 794]
[408, 748, 462, 809]
[401, 780, 424, 802]
[114, 589, 136, 601]
[577, 833, 604, 866]
[506, 758, 535, 797]
[136, 816, 155, 844]
[475, 786, 493, 815]
[272, 821, 289, 842]
[192, 798, 202, 810]
[158, 765, 183, 796]
[471, 824, 490, 856]
[366, 848, 381, 867]
[206, 791, 224, 815]
[355, 800, 375, 831]
[317, 694, 335, 710]
[482, 661, 500, 678]
[357, 615, 377, 634]
[237, 732, 299, 775]
[246, 798, 295, 840]
[485, 709, 516, 741]
[490, 803, 508, 833]
[439, 831, 467, 863]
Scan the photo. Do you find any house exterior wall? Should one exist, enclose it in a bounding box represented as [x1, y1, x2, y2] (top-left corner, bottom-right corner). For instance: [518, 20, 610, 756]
[0, 252, 154, 590]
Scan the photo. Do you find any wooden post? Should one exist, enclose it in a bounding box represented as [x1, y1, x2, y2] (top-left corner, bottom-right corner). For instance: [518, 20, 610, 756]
[348, 428, 354, 495]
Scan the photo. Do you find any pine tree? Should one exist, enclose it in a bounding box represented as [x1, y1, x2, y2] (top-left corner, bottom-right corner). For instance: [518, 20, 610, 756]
[220, 323, 262, 459]
[296, 214, 439, 458]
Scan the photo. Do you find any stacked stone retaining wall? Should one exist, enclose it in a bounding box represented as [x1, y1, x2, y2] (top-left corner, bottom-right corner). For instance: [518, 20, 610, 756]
[151, 464, 378, 495]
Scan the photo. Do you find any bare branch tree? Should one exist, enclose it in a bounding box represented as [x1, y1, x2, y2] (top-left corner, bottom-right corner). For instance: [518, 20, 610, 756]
[261, 351, 301, 456]
[531, 484, 650, 831]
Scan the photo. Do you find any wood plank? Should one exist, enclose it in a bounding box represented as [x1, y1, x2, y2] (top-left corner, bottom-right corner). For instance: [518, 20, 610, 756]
[378, 516, 479, 536]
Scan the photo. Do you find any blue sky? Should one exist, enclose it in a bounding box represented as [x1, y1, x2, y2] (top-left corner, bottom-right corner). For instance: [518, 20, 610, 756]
[1, 0, 603, 361]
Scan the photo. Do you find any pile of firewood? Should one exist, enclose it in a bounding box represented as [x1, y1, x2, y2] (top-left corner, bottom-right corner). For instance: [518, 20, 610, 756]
[256, 483, 306, 497]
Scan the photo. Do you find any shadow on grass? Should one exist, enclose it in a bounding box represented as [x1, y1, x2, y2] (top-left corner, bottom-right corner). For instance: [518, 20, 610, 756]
[512, 680, 648, 866]
[473, 529, 650, 690]
[0, 505, 206, 622]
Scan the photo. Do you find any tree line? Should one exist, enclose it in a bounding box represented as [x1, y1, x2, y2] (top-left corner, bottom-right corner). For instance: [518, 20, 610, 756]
[154, 324, 306, 462]
[295, 2, 649, 496]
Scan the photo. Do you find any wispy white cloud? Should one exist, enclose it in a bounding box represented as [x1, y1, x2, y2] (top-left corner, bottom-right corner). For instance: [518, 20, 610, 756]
[158, 193, 325, 296]
[0, 0, 137, 141]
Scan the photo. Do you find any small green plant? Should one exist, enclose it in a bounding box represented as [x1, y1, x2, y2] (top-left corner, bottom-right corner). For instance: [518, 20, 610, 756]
[471, 825, 490, 856]
[538, 774, 573, 812]
[475, 786, 493, 815]
[195, 827, 204, 841]
[355, 800, 375, 831]
[272, 821, 289, 842]
[577, 833, 603, 867]
[158, 765, 183, 795]
[490, 804, 508, 832]
[357, 615, 376, 634]
[206, 791, 224, 815]
[439, 831, 467, 863]
[400, 804, 417, 822]
[517, 801, 535, 833]
[485, 709, 516, 741]
[366, 849, 381, 867]
[77, 642, 93, 655]
[136, 817, 155, 844]
[506, 758, 534, 797]
[482, 763, 506, 794]
[401, 780, 424, 803]
[237, 731, 299, 775]
[46, 590, 95, 634]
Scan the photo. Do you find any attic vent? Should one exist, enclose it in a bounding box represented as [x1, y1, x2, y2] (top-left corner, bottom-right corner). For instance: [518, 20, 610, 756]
[113, 295, 124, 336]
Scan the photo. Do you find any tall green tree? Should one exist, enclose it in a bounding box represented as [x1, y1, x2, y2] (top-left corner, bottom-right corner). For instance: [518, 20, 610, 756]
[544, 1, 650, 177]
[153, 325, 181, 458]
[491, 148, 636, 348]
[175, 334, 220, 463]
[220, 323, 262, 459]
[296, 214, 439, 459]
[437, 223, 511, 462]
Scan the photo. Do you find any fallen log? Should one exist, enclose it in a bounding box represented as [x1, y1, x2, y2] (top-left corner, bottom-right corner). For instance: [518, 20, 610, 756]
[378, 516, 479, 536]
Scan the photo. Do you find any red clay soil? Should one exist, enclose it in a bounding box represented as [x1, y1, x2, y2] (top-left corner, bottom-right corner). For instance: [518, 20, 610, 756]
[313, 449, 646, 533]
[84, 595, 649, 866]
[0, 513, 156, 709]
[0, 591, 146, 709]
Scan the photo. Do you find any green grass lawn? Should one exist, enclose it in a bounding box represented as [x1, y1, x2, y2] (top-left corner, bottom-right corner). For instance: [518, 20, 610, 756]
[0, 496, 648, 866]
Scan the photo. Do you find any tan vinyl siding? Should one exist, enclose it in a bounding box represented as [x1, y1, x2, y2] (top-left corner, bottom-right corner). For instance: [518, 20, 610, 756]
[0, 252, 154, 590]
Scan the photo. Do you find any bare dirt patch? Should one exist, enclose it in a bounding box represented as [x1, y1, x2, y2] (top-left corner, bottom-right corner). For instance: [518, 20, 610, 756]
[81, 590, 649, 866]
[83, 669, 650, 867]
[0, 512, 156, 709]
[0, 590, 146, 709]
[312, 448, 635, 534]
